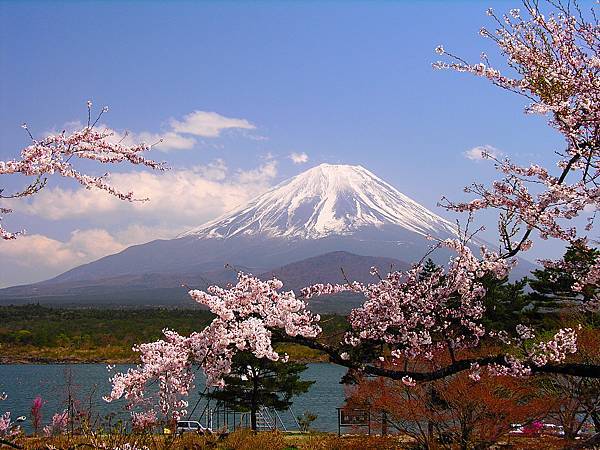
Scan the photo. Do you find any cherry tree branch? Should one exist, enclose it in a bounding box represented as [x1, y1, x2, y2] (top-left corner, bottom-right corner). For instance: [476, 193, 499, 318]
[274, 332, 600, 381]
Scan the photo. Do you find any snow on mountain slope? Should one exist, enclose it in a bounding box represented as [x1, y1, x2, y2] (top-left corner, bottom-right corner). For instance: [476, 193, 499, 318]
[182, 163, 457, 240]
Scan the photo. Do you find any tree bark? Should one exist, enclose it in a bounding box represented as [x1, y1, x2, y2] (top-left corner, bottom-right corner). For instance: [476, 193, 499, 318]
[250, 373, 258, 432]
[274, 333, 600, 382]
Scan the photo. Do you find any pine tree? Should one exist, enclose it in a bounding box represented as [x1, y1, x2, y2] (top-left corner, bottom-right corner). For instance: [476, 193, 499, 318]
[203, 352, 314, 431]
[529, 240, 599, 310]
[481, 274, 535, 331]
[419, 258, 440, 281]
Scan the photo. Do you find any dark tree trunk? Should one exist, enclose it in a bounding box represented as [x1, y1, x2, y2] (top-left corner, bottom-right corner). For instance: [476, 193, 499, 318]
[381, 410, 388, 436]
[250, 407, 257, 432]
[250, 373, 258, 431]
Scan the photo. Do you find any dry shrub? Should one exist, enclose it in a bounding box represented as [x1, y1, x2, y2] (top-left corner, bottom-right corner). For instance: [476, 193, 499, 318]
[299, 434, 407, 450]
[346, 368, 548, 450]
[220, 429, 288, 450]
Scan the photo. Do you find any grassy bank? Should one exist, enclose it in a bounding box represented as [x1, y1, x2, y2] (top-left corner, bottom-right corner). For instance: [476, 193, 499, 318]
[11, 429, 574, 450]
[0, 305, 345, 364]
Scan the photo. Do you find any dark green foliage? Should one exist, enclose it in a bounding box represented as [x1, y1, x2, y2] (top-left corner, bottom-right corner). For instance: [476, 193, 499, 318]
[0, 305, 349, 362]
[0, 305, 348, 349]
[419, 258, 440, 281]
[481, 275, 538, 331]
[529, 241, 599, 308]
[203, 352, 314, 430]
[0, 304, 214, 348]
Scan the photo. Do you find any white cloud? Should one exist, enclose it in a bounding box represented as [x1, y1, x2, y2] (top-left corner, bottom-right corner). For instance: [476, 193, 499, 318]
[56, 109, 258, 152]
[463, 145, 503, 161]
[139, 131, 197, 151]
[102, 128, 197, 151]
[1, 159, 280, 287]
[170, 111, 255, 138]
[19, 160, 278, 225]
[193, 159, 228, 181]
[0, 225, 186, 287]
[0, 229, 122, 286]
[236, 160, 278, 184]
[289, 152, 309, 164]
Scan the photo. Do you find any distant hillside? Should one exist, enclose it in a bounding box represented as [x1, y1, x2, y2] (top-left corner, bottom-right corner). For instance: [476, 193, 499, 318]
[0, 251, 408, 314]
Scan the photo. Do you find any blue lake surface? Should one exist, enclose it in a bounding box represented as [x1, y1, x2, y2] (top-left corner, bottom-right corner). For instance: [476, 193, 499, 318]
[0, 363, 347, 432]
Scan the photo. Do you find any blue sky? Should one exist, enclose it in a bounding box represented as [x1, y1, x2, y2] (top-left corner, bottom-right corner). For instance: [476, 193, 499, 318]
[0, 1, 575, 286]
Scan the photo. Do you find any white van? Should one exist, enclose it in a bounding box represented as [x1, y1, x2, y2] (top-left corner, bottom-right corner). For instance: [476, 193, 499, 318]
[175, 420, 206, 434]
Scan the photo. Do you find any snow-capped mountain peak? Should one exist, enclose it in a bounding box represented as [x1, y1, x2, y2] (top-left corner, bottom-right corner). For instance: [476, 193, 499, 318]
[183, 163, 456, 240]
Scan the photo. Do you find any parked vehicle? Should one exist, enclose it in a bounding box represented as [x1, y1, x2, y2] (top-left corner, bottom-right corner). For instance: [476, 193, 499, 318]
[175, 420, 208, 434]
[510, 422, 565, 436]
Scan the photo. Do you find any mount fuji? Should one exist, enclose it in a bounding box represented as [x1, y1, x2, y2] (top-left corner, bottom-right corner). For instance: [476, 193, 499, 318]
[0, 164, 528, 309]
[183, 163, 457, 240]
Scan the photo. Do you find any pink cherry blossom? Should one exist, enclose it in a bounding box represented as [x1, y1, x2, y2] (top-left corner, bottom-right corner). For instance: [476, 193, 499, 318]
[0, 103, 165, 240]
[43, 410, 69, 437]
[131, 410, 158, 431]
[0, 394, 20, 440]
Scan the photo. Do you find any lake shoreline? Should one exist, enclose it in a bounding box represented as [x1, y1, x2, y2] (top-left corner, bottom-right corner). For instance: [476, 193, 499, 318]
[0, 356, 131, 364]
[0, 354, 329, 365]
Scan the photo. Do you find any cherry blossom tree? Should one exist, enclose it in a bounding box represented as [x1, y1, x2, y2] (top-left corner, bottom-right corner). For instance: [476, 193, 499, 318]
[106, 0, 599, 422]
[0, 101, 164, 240]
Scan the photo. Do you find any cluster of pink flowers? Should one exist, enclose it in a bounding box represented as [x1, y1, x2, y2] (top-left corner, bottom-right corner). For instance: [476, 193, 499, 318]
[435, 3, 598, 152]
[131, 410, 158, 432]
[571, 256, 600, 312]
[306, 239, 511, 361]
[489, 356, 533, 377]
[468, 362, 481, 381]
[43, 411, 69, 437]
[489, 327, 578, 377]
[105, 273, 321, 419]
[529, 328, 578, 366]
[442, 157, 597, 247]
[401, 376, 417, 387]
[522, 420, 544, 435]
[0, 412, 19, 440]
[104, 330, 193, 421]
[300, 280, 363, 298]
[30, 396, 44, 433]
[0, 393, 20, 440]
[0, 102, 164, 240]
[0, 208, 18, 240]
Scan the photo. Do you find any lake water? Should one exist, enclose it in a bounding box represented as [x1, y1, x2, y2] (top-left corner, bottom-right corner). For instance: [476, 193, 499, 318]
[0, 363, 348, 433]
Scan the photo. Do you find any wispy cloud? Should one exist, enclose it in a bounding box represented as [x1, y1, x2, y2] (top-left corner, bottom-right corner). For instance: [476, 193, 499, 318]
[236, 160, 278, 184]
[463, 145, 503, 161]
[0, 226, 182, 287]
[116, 129, 196, 151]
[289, 152, 309, 164]
[170, 111, 255, 138]
[56, 110, 258, 152]
[20, 160, 278, 223]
